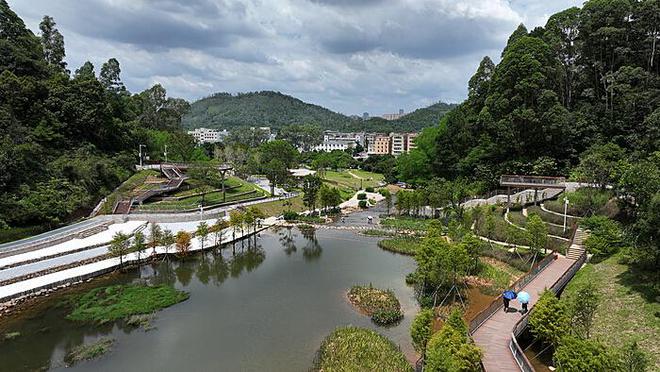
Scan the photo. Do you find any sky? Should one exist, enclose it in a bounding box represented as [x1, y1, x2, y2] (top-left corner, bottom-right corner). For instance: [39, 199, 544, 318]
[9, 0, 582, 116]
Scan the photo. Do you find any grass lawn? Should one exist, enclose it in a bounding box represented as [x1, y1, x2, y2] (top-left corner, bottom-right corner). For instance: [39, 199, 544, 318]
[563, 254, 660, 369]
[322, 169, 384, 191]
[380, 216, 439, 231]
[314, 327, 413, 372]
[527, 206, 578, 226]
[136, 177, 266, 211]
[477, 257, 524, 293]
[508, 210, 573, 239]
[255, 195, 306, 217]
[101, 170, 160, 214]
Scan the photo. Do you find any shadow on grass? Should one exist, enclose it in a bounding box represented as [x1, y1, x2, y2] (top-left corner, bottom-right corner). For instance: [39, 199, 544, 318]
[615, 265, 659, 304]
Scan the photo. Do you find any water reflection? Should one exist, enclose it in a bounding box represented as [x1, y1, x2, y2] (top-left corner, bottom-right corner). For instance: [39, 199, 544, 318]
[300, 226, 322, 261]
[276, 226, 323, 260]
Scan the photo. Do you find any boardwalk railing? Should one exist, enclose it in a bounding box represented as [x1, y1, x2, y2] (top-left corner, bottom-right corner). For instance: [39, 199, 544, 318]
[500, 175, 566, 188]
[468, 251, 557, 334]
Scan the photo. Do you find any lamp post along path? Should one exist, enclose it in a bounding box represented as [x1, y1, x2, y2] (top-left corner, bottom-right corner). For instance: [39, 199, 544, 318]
[563, 197, 569, 233]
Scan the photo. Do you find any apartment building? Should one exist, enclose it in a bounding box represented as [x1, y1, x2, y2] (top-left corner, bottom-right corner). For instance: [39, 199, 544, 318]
[367, 135, 391, 155]
[187, 128, 228, 143]
[390, 133, 406, 156]
[405, 132, 418, 152]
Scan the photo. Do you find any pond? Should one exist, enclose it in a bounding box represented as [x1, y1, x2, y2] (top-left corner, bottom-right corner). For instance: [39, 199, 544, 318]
[0, 227, 418, 371]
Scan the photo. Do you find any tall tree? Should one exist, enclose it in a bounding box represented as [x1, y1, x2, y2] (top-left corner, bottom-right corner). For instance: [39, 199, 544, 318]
[99, 58, 124, 92]
[301, 174, 322, 212]
[39, 15, 66, 71]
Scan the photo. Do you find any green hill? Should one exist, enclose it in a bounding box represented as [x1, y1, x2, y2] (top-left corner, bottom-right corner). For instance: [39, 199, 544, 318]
[182, 91, 456, 132]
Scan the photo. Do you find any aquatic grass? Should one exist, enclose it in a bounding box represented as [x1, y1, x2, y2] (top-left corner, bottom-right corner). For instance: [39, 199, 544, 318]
[380, 216, 437, 231]
[313, 327, 413, 372]
[348, 284, 403, 326]
[377, 237, 422, 255]
[66, 284, 189, 324]
[65, 338, 114, 365]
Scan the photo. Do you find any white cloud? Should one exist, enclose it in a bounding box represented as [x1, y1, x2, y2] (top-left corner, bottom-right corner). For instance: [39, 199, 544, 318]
[8, 0, 583, 115]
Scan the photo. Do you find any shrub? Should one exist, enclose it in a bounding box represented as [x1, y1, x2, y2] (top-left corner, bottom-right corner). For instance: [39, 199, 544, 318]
[365, 186, 375, 192]
[581, 216, 624, 258]
[348, 285, 403, 326]
[509, 203, 524, 211]
[357, 193, 367, 200]
[282, 211, 299, 221]
[410, 309, 434, 354]
[358, 200, 368, 209]
[553, 336, 619, 371]
[529, 290, 569, 347]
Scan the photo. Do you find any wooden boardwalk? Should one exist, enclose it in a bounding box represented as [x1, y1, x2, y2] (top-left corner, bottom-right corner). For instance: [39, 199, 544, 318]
[472, 255, 575, 371]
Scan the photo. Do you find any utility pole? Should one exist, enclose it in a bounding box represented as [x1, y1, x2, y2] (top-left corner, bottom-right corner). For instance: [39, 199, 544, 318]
[138, 144, 146, 167]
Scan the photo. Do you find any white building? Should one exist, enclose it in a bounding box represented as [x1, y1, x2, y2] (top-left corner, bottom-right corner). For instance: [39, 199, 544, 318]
[390, 133, 406, 156]
[381, 109, 405, 121]
[187, 128, 228, 143]
[313, 140, 353, 152]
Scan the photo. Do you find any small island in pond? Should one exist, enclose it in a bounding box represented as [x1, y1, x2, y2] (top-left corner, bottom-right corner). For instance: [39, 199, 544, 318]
[347, 284, 403, 326]
[313, 327, 413, 372]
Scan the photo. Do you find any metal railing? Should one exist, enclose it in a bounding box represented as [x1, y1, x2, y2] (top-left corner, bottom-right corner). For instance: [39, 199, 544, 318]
[468, 251, 557, 334]
[500, 175, 566, 187]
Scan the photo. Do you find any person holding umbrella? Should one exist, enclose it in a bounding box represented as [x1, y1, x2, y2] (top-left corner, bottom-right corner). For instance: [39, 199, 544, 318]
[517, 291, 530, 313]
[502, 290, 516, 312]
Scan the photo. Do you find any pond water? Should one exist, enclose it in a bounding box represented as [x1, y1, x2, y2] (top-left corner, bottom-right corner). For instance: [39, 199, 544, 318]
[0, 227, 418, 371]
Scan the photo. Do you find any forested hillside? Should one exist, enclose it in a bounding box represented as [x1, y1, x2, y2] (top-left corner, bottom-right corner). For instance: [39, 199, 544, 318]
[399, 0, 659, 186]
[0, 1, 189, 235]
[182, 90, 455, 132]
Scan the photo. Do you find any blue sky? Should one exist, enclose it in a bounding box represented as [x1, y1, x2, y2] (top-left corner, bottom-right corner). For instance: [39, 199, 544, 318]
[9, 0, 582, 115]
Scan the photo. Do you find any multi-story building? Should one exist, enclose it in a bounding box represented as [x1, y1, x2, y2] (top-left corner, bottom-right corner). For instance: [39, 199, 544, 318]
[381, 109, 405, 121]
[405, 132, 418, 152]
[187, 128, 228, 143]
[313, 140, 352, 152]
[367, 135, 391, 155]
[390, 133, 406, 156]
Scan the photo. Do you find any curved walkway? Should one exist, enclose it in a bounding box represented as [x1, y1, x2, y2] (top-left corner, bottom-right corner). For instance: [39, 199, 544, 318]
[472, 254, 575, 370]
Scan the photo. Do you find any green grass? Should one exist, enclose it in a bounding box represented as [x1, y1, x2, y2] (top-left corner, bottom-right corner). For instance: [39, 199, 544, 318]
[527, 206, 578, 226]
[256, 195, 306, 217]
[314, 327, 413, 372]
[562, 255, 660, 369]
[544, 188, 613, 217]
[101, 170, 159, 214]
[348, 285, 403, 325]
[322, 169, 384, 192]
[378, 237, 422, 255]
[66, 284, 189, 324]
[136, 177, 266, 211]
[477, 257, 524, 293]
[508, 210, 573, 239]
[65, 338, 114, 365]
[380, 216, 438, 231]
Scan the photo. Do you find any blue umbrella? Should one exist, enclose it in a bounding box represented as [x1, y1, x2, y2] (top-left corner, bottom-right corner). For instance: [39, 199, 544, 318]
[503, 290, 517, 300]
[517, 291, 530, 304]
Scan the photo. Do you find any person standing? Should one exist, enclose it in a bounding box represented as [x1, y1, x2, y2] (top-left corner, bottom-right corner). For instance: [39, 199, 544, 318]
[503, 297, 510, 312]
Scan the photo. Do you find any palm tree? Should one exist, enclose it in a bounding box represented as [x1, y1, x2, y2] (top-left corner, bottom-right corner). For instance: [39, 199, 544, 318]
[109, 232, 130, 267]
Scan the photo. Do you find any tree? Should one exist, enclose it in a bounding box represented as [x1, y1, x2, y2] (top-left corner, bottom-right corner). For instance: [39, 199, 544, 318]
[410, 308, 434, 355]
[566, 282, 599, 339]
[318, 184, 341, 213]
[212, 219, 229, 247]
[161, 229, 175, 257]
[132, 231, 146, 264]
[529, 290, 569, 347]
[425, 309, 482, 371]
[99, 58, 124, 92]
[196, 221, 209, 251]
[109, 232, 130, 267]
[74, 61, 96, 80]
[380, 189, 392, 215]
[247, 206, 265, 233]
[554, 336, 619, 372]
[526, 213, 548, 256]
[39, 16, 66, 71]
[573, 143, 626, 189]
[264, 158, 288, 196]
[229, 209, 244, 243]
[175, 231, 192, 256]
[301, 174, 322, 212]
[148, 223, 162, 254]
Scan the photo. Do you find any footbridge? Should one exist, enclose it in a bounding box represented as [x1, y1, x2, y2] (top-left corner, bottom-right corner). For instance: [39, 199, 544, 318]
[469, 227, 588, 371]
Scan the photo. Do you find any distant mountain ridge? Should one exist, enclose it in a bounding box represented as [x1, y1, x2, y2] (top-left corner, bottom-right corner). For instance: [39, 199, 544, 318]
[182, 91, 456, 132]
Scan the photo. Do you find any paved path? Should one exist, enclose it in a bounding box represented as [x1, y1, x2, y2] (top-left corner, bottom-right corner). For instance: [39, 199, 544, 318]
[472, 255, 575, 371]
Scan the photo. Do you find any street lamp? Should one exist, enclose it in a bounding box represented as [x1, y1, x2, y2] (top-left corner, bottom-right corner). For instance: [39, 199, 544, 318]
[198, 204, 204, 220]
[163, 144, 168, 163]
[138, 144, 146, 167]
[563, 197, 569, 233]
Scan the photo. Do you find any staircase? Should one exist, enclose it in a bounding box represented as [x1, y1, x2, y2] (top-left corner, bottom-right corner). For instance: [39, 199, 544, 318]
[566, 228, 588, 260]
